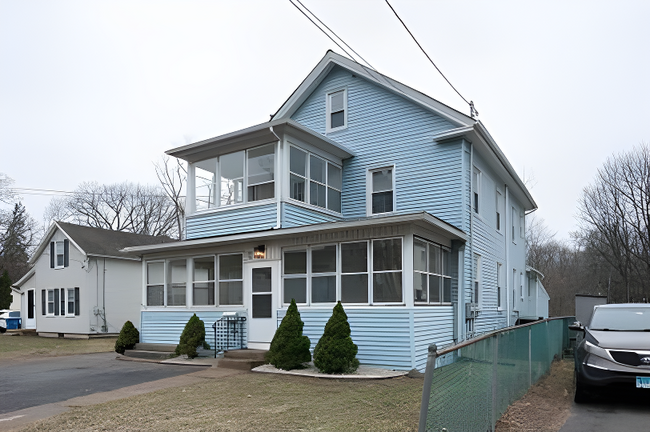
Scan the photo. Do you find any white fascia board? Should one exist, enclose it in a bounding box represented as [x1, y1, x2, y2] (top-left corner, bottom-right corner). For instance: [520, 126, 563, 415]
[87, 253, 142, 262]
[273, 51, 473, 128]
[431, 126, 475, 143]
[526, 265, 545, 280]
[12, 267, 35, 289]
[122, 211, 466, 255]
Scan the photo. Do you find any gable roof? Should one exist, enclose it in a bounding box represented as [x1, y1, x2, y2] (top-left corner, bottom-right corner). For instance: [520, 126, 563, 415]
[30, 222, 175, 264]
[272, 50, 536, 211]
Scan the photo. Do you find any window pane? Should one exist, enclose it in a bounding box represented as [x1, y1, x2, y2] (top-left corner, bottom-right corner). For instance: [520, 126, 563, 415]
[443, 278, 452, 303]
[331, 111, 345, 128]
[330, 91, 344, 112]
[413, 240, 427, 272]
[67, 288, 75, 314]
[442, 250, 450, 276]
[147, 262, 164, 284]
[220, 152, 244, 206]
[373, 272, 402, 302]
[220, 254, 242, 280]
[327, 188, 341, 212]
[310, 182, 326, 207]
[373, 239, 402, 271]
[193, 282, 215, 305]
[372, 191, 393, 213]
[414, 273, 427, 302]
[57, 253, 64, 267]
[147, 286, 164, 306]
[372, 169, 392, 192]
[167, 285, 186, 306]
[312, 276, 336, 303]
[341, 274, 368, 303]
[429, 246, 441, 275]
[284, 251, 306, 274]
[290, 147, 307, 176]
[252, 267, 272, 293]
[219, 281, 243, 305]
[429, 275, 441, 303]
[248, 144, 275, 185]
[169, 260, 186, 283]
[248, 182, 274, 201]
[312, 245, 336, 273]
[194, 257, 215, 281]
[195, 158, 217, 210]
[290, 174, 306, 202]
[341, 242, 367, 273]
[328, 164, 342, 190]
[310, 156, 325, 183]
[252, 294, 272, 318]
[284, 278, 306, 303]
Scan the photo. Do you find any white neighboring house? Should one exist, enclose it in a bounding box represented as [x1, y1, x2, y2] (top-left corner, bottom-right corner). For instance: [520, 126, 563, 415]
[12, 222, 172, 338]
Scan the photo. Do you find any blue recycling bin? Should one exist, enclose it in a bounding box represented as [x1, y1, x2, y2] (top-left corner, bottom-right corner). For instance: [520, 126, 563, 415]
[4, 317, 21, 329]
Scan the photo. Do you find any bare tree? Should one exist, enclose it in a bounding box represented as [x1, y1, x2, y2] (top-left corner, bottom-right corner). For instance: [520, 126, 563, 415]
[45, 181, 178, 238]
[154, 156, 186, 240]
[576, 143, 650, 303]
[0, 173, 18, 205]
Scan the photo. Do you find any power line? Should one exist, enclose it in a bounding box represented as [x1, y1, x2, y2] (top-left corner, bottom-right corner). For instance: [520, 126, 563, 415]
[384, 0, 478, 118]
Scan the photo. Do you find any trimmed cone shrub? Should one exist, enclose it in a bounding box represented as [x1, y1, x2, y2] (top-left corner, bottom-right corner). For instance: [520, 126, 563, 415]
[266, 299, 311, 370]
[314, 301, 359, 374]
[175, 314, 206, 359]
[114, 320, 139, 354]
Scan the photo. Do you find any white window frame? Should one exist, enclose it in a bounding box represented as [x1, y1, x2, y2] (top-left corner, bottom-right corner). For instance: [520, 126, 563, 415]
[66, 288, 75, 317]
[367, 166, 396, 216]
[340, 241, 370, 305]
[326, 88, 347, 133]
[192, 255, 216, 307]
[370, 237, 403, 305]
[472, 167, 481, 215]
[413, 237, 452, 305]
[46, 289, 55, 316]
[520, 211, 525, 239]
[496, 188, 504, 233]
[217, 253, 244, 306]
[474, 254, 481, 305]
[54, 240, 65, 269]
[146, 260, 166, 307]
[511, 206, 517, 244]
[497, 262, 503, 310]
[288, 145, 342, 214]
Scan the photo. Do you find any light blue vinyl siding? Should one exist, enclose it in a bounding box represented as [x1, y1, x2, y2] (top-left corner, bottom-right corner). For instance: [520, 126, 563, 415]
[281, 202, 342, 228]
[413, 307, 455, 371]
[277, 307, 414, 370]
[291, 66, 464, 228]
[141, 311, 226, 347]
[186, 203, 277, 239]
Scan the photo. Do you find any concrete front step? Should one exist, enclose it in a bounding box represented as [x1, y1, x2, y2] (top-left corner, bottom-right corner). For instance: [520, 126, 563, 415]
[123, 350, 175, 360]
[218, 358, 266, 371]
[134, 343, 177, 352]
[223, 349, 267, 361]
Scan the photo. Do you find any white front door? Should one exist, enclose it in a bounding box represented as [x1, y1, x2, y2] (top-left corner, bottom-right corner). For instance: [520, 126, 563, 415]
[26, 289, 36, 329]
[245, 260, 279, 349]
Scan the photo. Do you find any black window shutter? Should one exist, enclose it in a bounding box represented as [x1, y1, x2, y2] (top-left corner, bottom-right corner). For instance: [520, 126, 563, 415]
[54, 289, 59, 316]
[50, 242, 55, 268]
[64, 239, 69, 267]
[41, 290, 46, 315]
[75, 287, 80, 316]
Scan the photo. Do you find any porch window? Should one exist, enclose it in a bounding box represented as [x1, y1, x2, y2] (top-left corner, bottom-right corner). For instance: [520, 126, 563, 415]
[220, 152, 244, 206]
[247, 144, 275, 201]
[341, 242, 368, 303]
[146, 262, 165, 306]
[195, 157, 218, 211]
[193, 256, 215, 306]
[289, 146, 342, 213]
[311, 245, 336, 303]
[283, 250, 307, 304]
[218, 254, 243, 305]
[372, 238, 402, 303]
[167, 260, 187, 306]
[413, 238, 451, 305]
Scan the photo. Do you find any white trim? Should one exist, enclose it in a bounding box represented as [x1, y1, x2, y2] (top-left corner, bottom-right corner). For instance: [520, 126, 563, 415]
[367, 165, 396, 216]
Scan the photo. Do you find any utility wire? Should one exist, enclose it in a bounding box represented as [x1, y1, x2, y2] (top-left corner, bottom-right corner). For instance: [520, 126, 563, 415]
[384, 0, 478, 118]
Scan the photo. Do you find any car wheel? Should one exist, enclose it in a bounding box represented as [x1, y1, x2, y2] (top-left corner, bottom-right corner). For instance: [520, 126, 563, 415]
[574, 375, 590, 404]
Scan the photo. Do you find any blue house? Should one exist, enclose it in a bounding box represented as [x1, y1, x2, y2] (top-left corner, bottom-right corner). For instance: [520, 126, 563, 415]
[123, 51, 543, 371]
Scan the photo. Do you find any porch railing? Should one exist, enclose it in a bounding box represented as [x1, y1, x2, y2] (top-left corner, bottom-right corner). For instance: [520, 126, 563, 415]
[211, 313, 247, 356]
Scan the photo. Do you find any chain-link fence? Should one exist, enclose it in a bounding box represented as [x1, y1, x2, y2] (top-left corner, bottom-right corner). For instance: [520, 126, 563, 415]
[419, 317, 575, 432]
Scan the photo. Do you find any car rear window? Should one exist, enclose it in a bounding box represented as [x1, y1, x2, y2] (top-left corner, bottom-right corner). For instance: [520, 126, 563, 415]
[590, 307, 650, 331]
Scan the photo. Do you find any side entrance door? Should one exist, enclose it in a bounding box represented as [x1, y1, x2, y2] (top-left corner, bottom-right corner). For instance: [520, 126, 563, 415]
[245, 260, 279, 349]
[26, 289, 36, 329]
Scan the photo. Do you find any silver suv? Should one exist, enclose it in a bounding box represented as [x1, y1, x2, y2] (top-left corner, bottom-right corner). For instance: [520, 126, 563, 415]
[570, 303, 650, 402]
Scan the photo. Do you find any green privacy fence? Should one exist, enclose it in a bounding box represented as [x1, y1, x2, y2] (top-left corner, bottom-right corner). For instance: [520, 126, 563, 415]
[418, 317, 575, 432]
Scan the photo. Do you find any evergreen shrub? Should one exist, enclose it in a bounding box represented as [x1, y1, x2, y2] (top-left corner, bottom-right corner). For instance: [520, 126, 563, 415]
[266, 299, 311, 370]
[175, 314, 206, 359]
[114, 320, 139, 354]
[314, 301, 359, 374]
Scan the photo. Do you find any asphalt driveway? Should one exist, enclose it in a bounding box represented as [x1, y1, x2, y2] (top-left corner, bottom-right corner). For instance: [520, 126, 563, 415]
[560, 388, 650, 431]
[0, 352, 197, 415]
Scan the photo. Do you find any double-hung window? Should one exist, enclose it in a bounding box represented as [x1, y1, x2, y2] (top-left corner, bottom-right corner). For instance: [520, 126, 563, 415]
[474, 254, 481, 304]
[497, 263, 503, 309]
[167, 260, 187, 306]
[42, 288, 79, 316]
[219, 254, 243, 305]
[146, 262, 165, 306]
[50, 240, 69, 269]
[193, 256, 215, 306]
[472, 168, 481, 214]
[414, 238, 452, 305]
[496, 189, 504, 232]
[341, 242, 368, 303]
[327, 89, 347, 132]
[370, 168, 394, 214]
[311, 245, 337, 303]
[372, 238, 402, 303]
[289, 146, 342, 213]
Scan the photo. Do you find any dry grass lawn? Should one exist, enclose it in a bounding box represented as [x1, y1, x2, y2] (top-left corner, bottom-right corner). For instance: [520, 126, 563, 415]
[0, 333, 116, 360]
[20, 372, 424, 432]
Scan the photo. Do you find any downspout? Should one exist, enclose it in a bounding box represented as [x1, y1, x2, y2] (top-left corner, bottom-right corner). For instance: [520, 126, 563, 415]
[102, 258, 107, 333]
[469, 141, 474, 336]
[270, 126, 282, 229]
[505, 185, 511, 326]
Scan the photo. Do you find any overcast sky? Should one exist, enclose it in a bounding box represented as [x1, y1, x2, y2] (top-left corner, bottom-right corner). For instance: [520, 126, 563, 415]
[1, 0, 649, 240]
